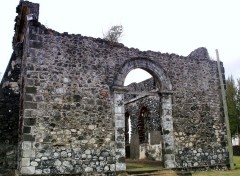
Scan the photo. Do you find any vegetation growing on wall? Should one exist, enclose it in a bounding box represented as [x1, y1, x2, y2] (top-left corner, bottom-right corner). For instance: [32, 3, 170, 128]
[103, 25, 123, 44]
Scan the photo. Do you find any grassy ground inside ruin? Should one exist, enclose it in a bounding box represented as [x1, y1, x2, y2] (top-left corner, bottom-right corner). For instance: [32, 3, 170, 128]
[192, 156, 240, 176]
[126, 159, 163, 171]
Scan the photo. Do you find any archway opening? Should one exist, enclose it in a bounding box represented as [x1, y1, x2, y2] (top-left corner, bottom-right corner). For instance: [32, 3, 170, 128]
[123, 68, 163, 170]
[124, 68, 152, 86]
[113, 58, 175, 171]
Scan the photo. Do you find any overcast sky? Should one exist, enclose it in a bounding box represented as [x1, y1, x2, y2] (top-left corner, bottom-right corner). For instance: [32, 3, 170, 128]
[0, 0, 239, 84]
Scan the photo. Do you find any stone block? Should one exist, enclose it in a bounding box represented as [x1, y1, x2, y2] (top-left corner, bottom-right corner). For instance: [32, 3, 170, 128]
[25, 87, 37, 94]
[23, 134, 35, 141]
[115, 114, 124, 120]
[21, 166, 35, 174]
[115, 120, 124, 128]
[22, 141, 32, 150]
[24, 118, 36, 126]
[24, 110, 32, 117]
[24, 102, 37, 109]
[21, 158, 30, 166]
[110, 164, 115, 171]
[104, 165, 109, 171]
[25, 94, 33, 101]
[31, 161, 38, 166]
[115, 163, 126, 171]
[22, 149, 35, 157]
[114, 106, 124, 114]
[35, 169, 42, 174]
[85, 167, 93, 172]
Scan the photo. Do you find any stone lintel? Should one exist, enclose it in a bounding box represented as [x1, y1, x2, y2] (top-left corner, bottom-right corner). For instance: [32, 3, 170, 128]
[112, 86, 128, 93]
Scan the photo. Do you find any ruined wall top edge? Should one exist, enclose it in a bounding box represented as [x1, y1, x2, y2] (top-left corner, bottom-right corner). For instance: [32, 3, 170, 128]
[17, 1, 212, 61]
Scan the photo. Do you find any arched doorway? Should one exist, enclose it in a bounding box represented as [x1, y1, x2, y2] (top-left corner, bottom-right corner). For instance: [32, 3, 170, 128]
[113, 58, 175, 171]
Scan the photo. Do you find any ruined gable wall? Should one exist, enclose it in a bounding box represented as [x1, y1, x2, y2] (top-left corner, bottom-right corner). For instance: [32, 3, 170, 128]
[22, 19, 227, 173]
[0, 2, 38, 174]
[0, 1, 227, 174]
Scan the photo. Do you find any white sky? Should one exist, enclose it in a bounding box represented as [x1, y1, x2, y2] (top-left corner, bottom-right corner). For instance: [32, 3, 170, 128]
[0, 0, 240, 84]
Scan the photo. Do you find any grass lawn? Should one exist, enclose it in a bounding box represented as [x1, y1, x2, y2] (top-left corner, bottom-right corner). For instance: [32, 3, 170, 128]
[193, 156, 240, 176]
[126, 157, 240, 176]
[126, 159, 163, 171]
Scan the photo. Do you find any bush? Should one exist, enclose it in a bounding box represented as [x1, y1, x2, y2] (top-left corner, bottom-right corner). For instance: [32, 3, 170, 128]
[103, 25, 123, 44]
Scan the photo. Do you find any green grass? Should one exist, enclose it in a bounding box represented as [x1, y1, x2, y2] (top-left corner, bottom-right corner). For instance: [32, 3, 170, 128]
[126, 157, 240, 175]
[234, 156, 240, 169]
[193, 156, 240, 176]
[126, 159, 163, 171]
[126, 163, 157, 170]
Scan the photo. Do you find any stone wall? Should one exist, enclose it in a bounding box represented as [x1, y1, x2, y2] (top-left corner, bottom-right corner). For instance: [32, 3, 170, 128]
[0, 1, 230, 175]
[0, 43, 23, 174]
[125, 60, 228, 169]
[125, 65, 228, 168]
[172, 60, 227, 169]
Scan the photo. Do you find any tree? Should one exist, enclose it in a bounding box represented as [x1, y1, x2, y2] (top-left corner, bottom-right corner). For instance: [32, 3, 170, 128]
[103, 25, 123, 44]
[236, 79, 240, 144]
[226, 75, 238, 136]
[236, 79, 240, 115]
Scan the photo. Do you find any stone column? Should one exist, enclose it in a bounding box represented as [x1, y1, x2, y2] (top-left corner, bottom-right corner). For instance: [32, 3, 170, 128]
[21, 141, 36, 174]
[114, 87, 127, 171]
[161, 93, 176, 168]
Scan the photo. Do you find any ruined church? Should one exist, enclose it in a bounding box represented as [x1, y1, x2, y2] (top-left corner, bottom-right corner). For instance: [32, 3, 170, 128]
[0, 1, 231, 175]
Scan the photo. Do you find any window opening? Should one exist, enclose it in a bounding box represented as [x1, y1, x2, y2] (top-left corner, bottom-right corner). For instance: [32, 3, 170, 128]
[125, 112, 130, 144]
[138, 107, 149, 144]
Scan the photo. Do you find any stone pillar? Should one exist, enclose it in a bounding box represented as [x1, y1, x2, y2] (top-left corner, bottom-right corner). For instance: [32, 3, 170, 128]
[114, 88, 126, 171]
[20, 141, 36, 174]
[161, 93, 175, 168]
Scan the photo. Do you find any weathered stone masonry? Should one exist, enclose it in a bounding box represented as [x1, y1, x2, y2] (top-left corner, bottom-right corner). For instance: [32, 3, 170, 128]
[0, 1, 229, 175]
[0, 43, 23, 175]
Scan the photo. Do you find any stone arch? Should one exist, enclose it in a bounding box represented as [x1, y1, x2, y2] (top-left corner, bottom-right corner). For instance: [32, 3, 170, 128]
[113, 58, 175, 171]
[114, 57, 172, 91]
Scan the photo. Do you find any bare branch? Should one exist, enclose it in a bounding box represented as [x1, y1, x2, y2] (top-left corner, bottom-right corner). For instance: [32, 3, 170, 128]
[103, 25, 123, 45]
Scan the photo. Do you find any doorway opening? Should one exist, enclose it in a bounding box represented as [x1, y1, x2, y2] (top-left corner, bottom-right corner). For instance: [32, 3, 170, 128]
[113, 58, 175, 171]
[123, 68, 163, 170]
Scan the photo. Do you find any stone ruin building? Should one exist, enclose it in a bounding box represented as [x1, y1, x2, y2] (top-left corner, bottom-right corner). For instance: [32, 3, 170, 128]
[0, 1, 232, 175]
